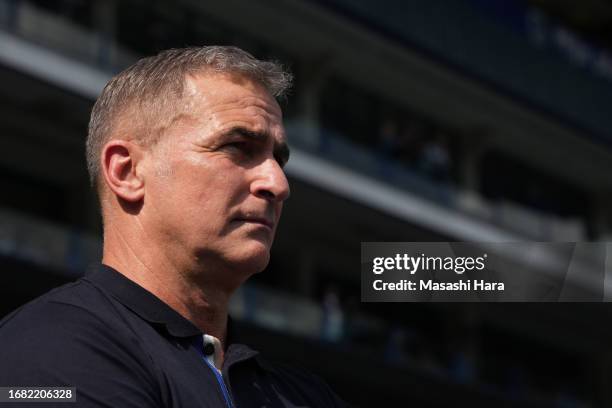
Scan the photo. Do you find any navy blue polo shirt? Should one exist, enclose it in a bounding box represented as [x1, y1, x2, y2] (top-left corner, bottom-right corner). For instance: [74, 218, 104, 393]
[0, 265, 349, 407]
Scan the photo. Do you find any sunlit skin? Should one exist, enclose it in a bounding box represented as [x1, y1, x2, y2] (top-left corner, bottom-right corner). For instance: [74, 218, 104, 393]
[100, 72, 290, 362]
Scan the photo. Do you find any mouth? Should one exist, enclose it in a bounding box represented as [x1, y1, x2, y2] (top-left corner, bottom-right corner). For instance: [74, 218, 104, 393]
[234, 216, 274, 230]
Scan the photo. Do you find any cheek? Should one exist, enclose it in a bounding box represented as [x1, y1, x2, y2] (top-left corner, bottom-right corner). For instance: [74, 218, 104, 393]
[175, 160, 249, 213]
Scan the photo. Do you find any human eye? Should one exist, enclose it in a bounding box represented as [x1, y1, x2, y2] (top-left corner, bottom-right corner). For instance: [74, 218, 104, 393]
[223, 141, 255, 157]
[224, 141, 247, 150]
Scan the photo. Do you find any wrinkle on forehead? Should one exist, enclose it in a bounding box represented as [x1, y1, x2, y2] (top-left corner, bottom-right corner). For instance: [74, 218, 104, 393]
[181, 73, 285, 141]
[185, 72, 282, 116]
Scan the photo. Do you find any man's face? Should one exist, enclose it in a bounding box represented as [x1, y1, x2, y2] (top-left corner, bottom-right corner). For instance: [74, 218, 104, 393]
[141, 73, 290, 281]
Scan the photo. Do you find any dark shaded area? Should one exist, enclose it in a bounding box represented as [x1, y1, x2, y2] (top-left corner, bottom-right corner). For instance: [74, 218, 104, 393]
[481, 151, 587, 218]
[0, 256, 72, 319]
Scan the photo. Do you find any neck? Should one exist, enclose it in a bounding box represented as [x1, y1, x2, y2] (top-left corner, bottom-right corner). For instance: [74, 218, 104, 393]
[102, 223, 232, 348]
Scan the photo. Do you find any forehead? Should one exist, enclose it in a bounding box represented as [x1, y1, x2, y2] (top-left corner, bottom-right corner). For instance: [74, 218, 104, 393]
[184, 72, 283, 122]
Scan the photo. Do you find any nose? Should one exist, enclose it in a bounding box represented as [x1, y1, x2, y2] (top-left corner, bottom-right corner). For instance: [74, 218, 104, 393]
[250, 158, 290, 202]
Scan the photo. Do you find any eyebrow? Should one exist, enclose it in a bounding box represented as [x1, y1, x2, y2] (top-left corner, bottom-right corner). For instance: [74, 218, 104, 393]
[227, 126, 291, 166]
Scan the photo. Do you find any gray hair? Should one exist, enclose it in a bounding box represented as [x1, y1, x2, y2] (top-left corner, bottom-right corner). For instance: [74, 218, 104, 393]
[86, 46, 292, 189]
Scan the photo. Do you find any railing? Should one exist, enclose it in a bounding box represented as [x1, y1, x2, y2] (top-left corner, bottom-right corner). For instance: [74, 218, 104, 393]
[0, 0, 589, 241]
[286, 120, 586, 241]
[0, 208, 101, 276]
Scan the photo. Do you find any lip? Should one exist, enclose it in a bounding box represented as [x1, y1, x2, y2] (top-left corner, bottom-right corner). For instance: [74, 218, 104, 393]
[235, 217, 274, 230]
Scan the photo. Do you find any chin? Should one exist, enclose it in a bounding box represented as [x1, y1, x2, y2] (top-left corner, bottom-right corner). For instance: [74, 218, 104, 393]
[228, 242, 271, 274]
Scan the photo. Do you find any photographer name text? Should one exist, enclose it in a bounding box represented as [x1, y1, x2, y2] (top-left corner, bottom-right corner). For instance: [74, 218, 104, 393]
[370, 253, 504, 292]
[373, 279, 504, 291]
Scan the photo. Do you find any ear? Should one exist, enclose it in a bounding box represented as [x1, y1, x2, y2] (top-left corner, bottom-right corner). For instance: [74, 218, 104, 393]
[100, 139, 146, 202]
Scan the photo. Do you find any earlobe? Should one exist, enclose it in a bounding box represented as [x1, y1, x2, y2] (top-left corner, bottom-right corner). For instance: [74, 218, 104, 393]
[101, 140, 145, 202]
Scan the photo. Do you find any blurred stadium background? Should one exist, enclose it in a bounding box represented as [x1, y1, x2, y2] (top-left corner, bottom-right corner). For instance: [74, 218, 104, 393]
[2, 0, 612, 406]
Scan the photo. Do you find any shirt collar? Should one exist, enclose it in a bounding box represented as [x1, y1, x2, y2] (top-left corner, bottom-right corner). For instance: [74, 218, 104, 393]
[84, 264, 268, 371]
[84, 264, 202, 337]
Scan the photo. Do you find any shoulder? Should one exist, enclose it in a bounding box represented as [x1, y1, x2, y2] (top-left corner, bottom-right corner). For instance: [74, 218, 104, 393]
[0, 278, 121, 346]
[0, 280, 162, 407]
[1, 280, 98, 341]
